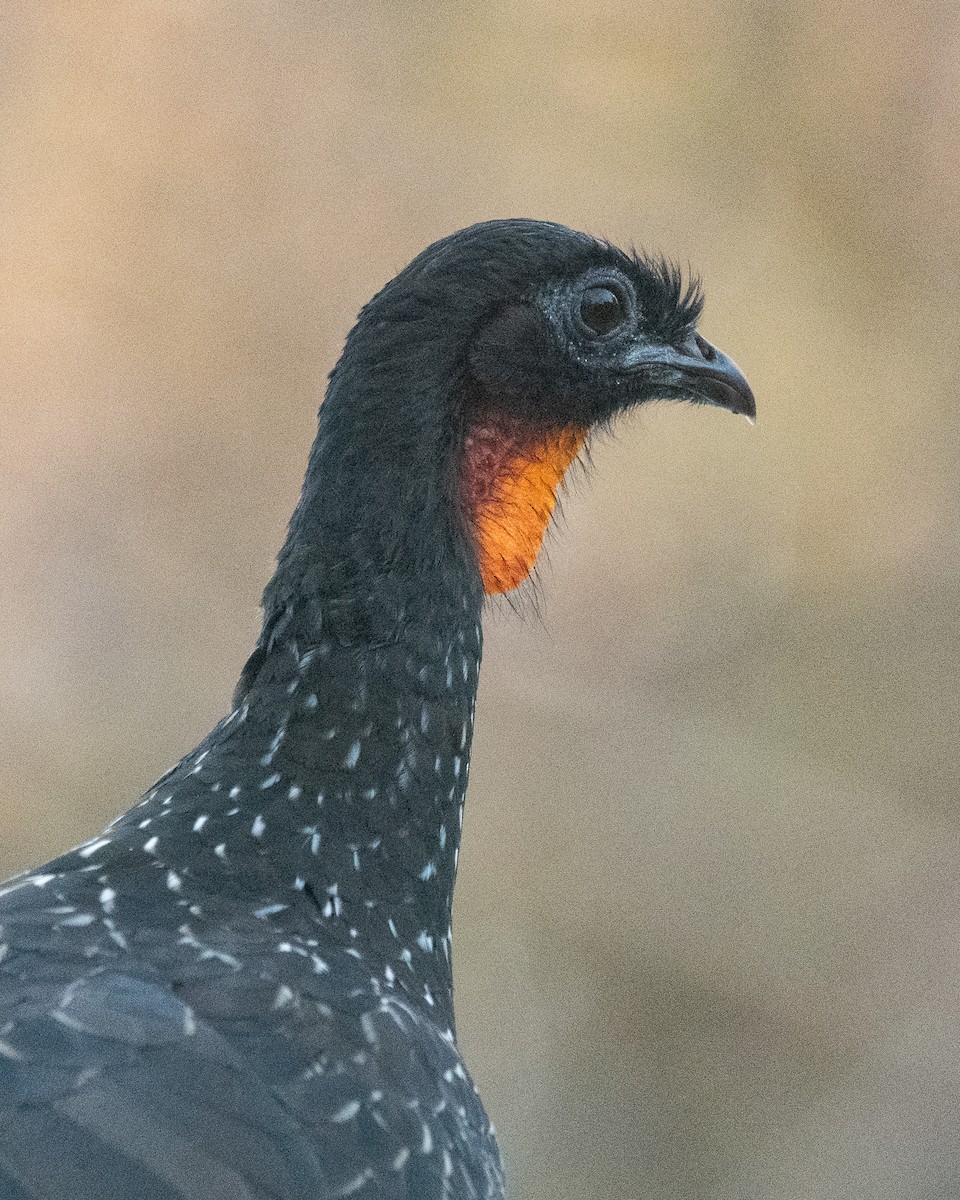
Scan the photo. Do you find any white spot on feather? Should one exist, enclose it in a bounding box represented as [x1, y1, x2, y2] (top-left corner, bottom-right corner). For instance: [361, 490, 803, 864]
[58, 913, 95, 927]
[78, 838, 110, 859]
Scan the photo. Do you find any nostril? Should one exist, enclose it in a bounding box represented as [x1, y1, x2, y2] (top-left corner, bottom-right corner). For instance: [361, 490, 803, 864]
[694, 333, 716, 362]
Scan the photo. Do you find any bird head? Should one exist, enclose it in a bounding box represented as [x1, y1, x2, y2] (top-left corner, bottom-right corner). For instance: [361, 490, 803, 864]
[277, 219, 754, 614]
[389, 219, 754, 595]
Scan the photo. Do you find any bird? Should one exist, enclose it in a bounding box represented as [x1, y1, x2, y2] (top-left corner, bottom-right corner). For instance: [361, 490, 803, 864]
[0, 219, 754, 1200]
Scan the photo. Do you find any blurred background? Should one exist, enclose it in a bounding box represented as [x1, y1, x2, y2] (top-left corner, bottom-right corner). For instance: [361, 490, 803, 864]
[2, 3, 959, 1197]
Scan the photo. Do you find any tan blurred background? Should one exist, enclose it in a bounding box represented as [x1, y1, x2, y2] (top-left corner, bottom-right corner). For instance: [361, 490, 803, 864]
[2, 3, 960, 1197]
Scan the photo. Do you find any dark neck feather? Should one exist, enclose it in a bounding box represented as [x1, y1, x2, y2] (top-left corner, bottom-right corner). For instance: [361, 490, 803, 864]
[99, 314, 486, 1028]
[263, 287, 478, 630]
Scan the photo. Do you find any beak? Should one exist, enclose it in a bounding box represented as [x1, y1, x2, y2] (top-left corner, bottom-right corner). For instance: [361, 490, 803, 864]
[622, 332, 756, 422]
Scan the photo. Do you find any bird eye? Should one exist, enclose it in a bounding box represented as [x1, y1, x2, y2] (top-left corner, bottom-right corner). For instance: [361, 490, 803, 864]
[578, 284, 629, 337]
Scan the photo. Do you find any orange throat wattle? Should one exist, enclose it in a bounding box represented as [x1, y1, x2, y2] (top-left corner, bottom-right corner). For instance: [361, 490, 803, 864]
[460, 418, 588, 595]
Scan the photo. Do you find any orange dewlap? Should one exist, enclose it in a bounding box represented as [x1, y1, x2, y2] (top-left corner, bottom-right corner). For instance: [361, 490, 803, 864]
[460, 417, 588, 594]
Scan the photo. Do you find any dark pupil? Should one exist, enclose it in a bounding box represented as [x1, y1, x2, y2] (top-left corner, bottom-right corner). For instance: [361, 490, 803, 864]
[580, 286, 624, 335]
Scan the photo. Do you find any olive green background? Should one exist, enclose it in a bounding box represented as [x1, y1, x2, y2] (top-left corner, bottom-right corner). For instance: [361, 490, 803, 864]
[2, 4, 959, 1198]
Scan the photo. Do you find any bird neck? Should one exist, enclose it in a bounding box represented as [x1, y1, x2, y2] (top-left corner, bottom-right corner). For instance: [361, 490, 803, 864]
[158, 342, 484, 1019]
[111, 310, 487, 1023]
[266, 295, 472, 614]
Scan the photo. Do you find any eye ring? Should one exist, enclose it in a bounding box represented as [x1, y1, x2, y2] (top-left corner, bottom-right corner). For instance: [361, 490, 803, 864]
[576, 278, 633, 338]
